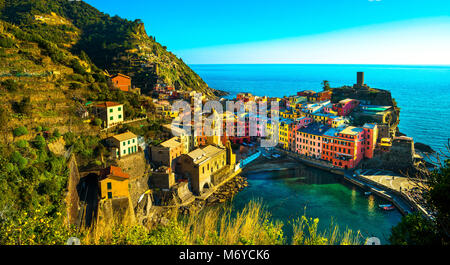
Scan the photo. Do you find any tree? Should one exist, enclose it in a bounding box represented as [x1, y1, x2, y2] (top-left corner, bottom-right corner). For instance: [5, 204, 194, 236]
[13, 126, 28, 137]
[389, 142, 450, 245]
[389, 212, 439, 245]
[322, 80, 330, 91]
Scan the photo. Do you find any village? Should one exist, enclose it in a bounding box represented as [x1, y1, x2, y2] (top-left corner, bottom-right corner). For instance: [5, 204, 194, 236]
[68, 71, 426, 228]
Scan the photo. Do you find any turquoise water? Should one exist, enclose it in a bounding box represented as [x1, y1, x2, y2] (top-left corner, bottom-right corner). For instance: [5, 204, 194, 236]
[232, 168, 403, 244]
[191, 64, 450, 151]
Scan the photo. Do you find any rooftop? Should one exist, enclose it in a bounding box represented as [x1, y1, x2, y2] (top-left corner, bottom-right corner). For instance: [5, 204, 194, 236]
[95, 101, 122, 108]
[297, 122, 329, 136]
[100, 166, 130, 180]
[111, 131, 137, 142]
[340, 126, 364, 136]
[159, 137, 182, 148]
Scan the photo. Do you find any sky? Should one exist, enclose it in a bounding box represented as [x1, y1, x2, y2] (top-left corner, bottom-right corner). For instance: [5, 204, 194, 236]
[84, 0, 450, 64]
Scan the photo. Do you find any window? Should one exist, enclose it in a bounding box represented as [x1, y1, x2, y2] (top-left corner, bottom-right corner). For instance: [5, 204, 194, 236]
[118, 115, 122, 119]
[110, 116, 113, 120]
[107, 192, 112, 199]
[123, 150, 126, 154]
[109, 109, 113, 113]
[118, 107, 122, 111]
[128, 140, 130, 145]
[123, 142, 126, 146]
[107, 182, 112, 190]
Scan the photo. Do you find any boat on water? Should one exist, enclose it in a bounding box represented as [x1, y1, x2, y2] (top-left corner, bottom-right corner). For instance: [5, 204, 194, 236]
[382, 206, 396, 211]
[379, 204, 392, 208]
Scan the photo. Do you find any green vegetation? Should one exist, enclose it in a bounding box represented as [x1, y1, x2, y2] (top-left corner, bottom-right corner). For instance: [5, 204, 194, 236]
[1, 79, 24, 92]
[389, 154, 450, 245]
[0, 0, 215, 95]
[13, 125, 28, 136]
[0, 138, 69, 242]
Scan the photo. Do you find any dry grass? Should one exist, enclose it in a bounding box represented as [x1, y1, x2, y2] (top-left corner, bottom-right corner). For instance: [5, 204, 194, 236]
[79, 199, 364, 245]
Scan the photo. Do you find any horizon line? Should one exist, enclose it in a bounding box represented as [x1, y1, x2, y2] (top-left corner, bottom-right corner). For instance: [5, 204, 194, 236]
[188, 63, 450, 66]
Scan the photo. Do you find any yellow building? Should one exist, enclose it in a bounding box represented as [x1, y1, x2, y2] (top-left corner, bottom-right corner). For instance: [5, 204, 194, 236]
[99, 166, 130, 200]
[279, 121, 290, 150]
[330, 116, 347, 128]
[151, 137, 185, 170]
[178, 145, 227, 195]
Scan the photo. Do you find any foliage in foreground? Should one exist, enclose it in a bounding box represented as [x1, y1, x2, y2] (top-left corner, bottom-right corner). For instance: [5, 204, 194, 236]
[389, 147, 450, 245]
[84, 201, 363, 245]
[0, 200, 364, 245]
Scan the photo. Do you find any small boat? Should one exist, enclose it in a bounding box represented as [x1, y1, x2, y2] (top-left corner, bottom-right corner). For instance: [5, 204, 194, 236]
[364, 192, 372, 196]
[382, 206, 396, 211]
[379, 204, 392, 208]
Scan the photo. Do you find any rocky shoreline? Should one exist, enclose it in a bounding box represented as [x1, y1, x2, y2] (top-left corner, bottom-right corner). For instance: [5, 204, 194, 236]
[178, 175, 249, 215]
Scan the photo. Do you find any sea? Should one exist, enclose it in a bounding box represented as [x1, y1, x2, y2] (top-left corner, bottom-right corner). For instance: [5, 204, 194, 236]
[191, 64, 450, 152]
[190, 64, 450, 244]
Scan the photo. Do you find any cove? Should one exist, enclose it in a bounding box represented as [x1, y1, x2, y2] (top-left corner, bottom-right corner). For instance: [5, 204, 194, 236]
[230, 165, 403, 244]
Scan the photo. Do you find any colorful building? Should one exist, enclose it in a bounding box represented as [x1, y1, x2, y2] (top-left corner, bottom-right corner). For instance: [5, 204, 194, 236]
[151, 137, 185, 171]
[295, 123, 328, 158]
[99, 166, 130, 200]
[111, 73, 131, 92]
[178, 145, 227, 195]
[107, 131, 138, 159]
[333, 98, 360, 116]
[94, 101, 124, 128]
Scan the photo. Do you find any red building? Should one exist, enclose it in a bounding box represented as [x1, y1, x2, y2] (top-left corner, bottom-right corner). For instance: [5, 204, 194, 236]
[321, 124, 378, 169]
[111, 73, 131, 92]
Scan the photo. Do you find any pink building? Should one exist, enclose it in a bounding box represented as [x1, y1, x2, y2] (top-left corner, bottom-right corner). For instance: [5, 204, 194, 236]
[295, 123, 328, 159]
[333, 98, 360, 116]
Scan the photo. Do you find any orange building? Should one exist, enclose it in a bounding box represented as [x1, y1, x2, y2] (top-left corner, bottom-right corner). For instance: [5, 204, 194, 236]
[99, 166, 130, 200]
[111, 73, 131, 92]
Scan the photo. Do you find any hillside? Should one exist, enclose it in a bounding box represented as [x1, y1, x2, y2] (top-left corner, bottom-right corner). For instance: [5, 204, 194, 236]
[0, 0, 216, 95]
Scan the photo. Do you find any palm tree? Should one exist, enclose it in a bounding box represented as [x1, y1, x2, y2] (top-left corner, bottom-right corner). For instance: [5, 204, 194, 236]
[322, 80, 330, 91]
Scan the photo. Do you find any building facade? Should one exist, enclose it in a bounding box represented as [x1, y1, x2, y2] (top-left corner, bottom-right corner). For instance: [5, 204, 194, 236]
[94, 102, 124, 128]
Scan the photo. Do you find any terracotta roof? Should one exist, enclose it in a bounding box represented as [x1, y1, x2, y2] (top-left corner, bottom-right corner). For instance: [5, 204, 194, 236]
[100, 166, 130, 180]
[111, 131, 137, 142]
[111, 73, 131, 79]
[95, 101, 122, 108]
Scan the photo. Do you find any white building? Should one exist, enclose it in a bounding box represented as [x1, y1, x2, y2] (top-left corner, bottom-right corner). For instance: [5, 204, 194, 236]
[94, 102, 124, 128]
[107, 131, 138, 159]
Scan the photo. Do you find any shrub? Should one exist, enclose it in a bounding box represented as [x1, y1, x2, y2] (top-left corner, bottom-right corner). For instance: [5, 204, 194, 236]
[1, 79, 24, 92]
[13, 97, 32, 115]
[53, 129, 61, 138]
[15, 140, 29, 149]
[33, 135, 46, 150]
[0, 36, 14, 48]
[93, 118, 102, 127]
[35, 125, 42, 132]
[10, 151, 27, 170]
[69, 82, 82, 90]
[13, 126, 28, 137]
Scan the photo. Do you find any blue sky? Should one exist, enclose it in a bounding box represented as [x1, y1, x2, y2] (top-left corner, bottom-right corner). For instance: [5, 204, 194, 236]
[84, 0, 450, 64]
